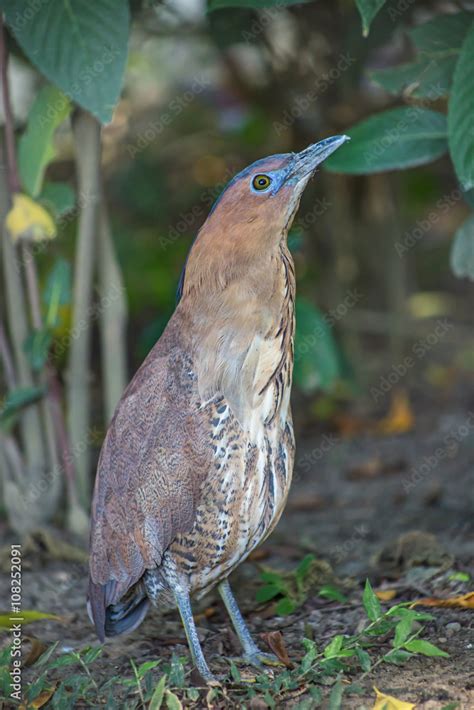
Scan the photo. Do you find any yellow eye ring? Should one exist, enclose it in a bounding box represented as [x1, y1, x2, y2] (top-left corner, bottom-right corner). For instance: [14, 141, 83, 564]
[252, 174, 272, 191]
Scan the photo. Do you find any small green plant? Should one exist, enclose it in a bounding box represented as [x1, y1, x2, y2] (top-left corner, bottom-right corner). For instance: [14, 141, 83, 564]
[256, 554, 347, 615]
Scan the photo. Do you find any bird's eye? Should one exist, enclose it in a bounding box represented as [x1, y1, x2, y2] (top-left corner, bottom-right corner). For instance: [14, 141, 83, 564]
[252, 174, 272, 191]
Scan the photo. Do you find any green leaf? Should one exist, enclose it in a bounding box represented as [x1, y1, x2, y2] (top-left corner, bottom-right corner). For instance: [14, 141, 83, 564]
[450, 213, 474, 281]
[323, 634, 344, 658]
[0, 385, 45, 422]
[43, 258, 72, 312]
[23, 329, 53, 371]
[384, 648, 412, 665]
[82, 646, 102, 665]
[355, 647, 371, 671]
[295, 554, 316, 584]
[404, 639, 449, 657]
[318, 585, 348, 603]
[448, 22, 474, 190]
[294, 298, 343, 393]
[0, 610, 62, 628]
[2, 0, 130, 124]
[276, 597, 297, 615]
[325, 108, 448, 175]
[409, 12, 473, 56]
[229, 660, 241, 682]
[138, 660, 160, 676]
[354, 0, 386, 37]
[256, 584, 281, 603]
[39, 182, 75, 219]
[18, 85, 70, 197]
[165, 690, 183, 710]
[149, 675, 167, 710]
[448, 571, 470, 582]
[393, 616, 414, 647]
[208, 0, 310, 10]
[362, 579, 382, 621]
[328, 679, 345, 710]
[370, 56, 457, 99]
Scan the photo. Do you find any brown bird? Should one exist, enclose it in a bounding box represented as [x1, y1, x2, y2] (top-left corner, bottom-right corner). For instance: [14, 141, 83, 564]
[88, 135, 349, 682]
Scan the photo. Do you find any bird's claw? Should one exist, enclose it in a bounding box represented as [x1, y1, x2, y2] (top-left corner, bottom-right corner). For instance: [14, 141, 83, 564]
[243, 650, 283, 669]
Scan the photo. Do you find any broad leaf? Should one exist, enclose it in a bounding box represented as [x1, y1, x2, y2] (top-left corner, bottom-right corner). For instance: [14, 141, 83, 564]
[2, 0, 130, 124]
[325, 108, 448, 174]
[23, 329, 53, 371]
[18, 85, 71, 197]
[370, 56, 457, 99]
[450, 213, 474, 281]
[354, 0, 386, 36]
[294, 298, 343, 393]
[362, 579, 381, 621]
[403, 639, 449, 657]
[149, 675, 167, 710]
[448, 22, 474, 190]
[408, 12, 472, 55]
[43, 258, 72, 326]
[39, 182, 75, 219]
[208, 0, 310, 10]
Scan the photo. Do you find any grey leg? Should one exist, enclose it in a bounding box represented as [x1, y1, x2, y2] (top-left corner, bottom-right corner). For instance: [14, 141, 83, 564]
[174, 587, 218, 684]
[218, 579, 279, 668]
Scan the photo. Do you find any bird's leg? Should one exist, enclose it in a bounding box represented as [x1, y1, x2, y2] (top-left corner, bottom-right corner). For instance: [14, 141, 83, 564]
[173, 586, 219, 685]
[218, 579, 280, 669]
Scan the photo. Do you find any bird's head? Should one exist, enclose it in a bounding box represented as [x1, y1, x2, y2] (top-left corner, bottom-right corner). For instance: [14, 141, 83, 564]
[179, 135, 349, 300]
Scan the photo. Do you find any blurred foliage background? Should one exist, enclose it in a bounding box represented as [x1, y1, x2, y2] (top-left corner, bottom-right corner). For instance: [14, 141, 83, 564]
[0, 0, 473, 535]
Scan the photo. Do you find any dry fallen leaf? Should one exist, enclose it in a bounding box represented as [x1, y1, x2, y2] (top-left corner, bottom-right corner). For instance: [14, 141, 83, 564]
[5, 193, 56, 243]
[374, 390, 414, 435]
[19, 683, 56, 710]
[23, 636, 49, 666]
[261, 630, 293, 668]
[411, 591, 474, 609]
[375, 589, 397, 601]
[372, 686, 416, 710]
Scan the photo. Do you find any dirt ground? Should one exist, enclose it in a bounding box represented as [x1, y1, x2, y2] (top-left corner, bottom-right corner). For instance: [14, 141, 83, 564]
[1, 372, 473, 709]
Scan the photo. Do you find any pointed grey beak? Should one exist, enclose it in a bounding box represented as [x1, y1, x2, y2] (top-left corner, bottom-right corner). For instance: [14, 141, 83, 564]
[288, 135, 350, 181]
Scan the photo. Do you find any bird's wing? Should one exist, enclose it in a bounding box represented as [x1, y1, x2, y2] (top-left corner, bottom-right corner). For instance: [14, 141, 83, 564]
[88, 314, 213, 630]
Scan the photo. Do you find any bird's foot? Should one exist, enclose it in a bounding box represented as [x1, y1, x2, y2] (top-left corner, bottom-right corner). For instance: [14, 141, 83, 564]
[242, 649, 283, 670]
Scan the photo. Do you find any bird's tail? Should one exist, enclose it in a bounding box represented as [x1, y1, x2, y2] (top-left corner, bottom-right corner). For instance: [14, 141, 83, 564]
[88, 579, 150, 640]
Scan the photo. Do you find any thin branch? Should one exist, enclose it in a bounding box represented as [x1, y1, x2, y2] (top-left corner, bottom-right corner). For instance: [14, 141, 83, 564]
[0, 17, 20, 193]
[67, 109, 102, 506]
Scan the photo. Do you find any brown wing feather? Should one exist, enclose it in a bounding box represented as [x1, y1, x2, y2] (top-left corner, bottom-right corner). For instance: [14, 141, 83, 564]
[89, 310, 213, 631]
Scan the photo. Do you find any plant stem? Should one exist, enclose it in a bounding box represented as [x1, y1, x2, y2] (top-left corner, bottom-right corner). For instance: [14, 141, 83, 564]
[98, 202, 127, 422]
[67, 109, 101, 506]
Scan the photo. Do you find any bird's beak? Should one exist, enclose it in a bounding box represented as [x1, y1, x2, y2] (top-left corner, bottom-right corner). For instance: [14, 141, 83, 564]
[287, 135, 350, 182]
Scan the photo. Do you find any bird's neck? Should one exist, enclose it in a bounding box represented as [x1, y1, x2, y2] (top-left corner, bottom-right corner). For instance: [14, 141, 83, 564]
[179, 240, 295, 423]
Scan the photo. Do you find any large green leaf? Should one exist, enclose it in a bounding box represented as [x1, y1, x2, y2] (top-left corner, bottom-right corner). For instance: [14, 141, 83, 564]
[370, 55, 457, 100]
[448, 22, 474, 191]
[294, 298, 342, 393]
[2, 0, 130, 124]
[325, 108, 448, 175]
[354, 0, 386, 36]
[39, 182, 75, 219]
[208, 0, 310, 9]
[408, 12, 473, 56]
[18, 85, 71, 197]
[450, 213, 474, 281]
